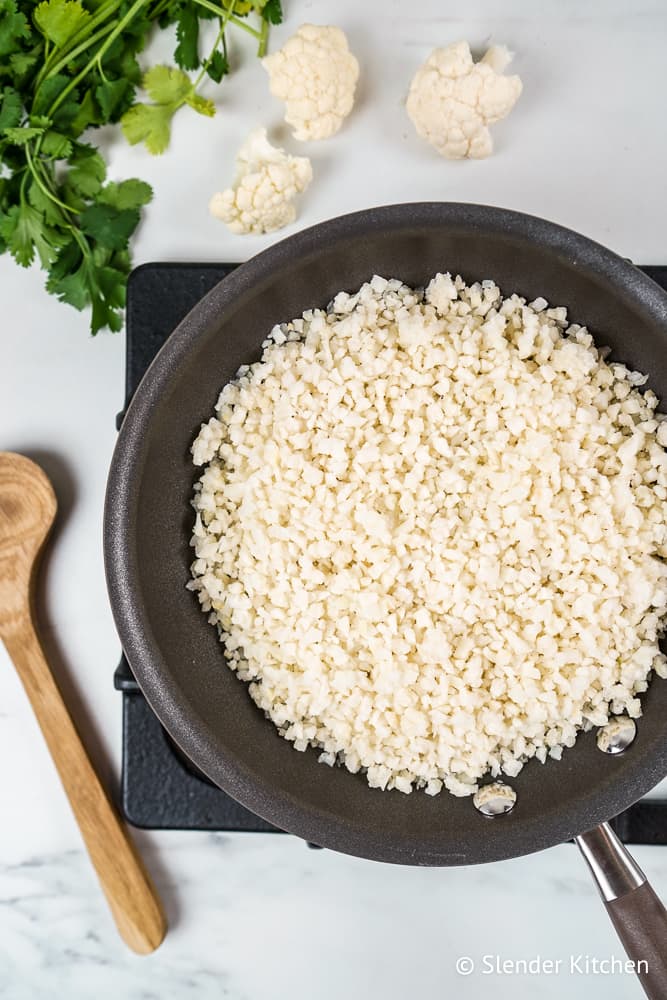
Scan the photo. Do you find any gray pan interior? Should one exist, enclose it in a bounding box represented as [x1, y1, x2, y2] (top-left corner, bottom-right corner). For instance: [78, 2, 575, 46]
[104, 203, 667, 865]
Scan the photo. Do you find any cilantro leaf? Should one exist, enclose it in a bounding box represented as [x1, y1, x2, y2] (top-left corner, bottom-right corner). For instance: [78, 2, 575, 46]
[96, 264, 127, 310]
[121, 102, 174, 155]
[28, 178, 68, 226]
[2, 125, 45, 144]
[32, 76, 82, 131]
[0, 87, 22, 130]
[47, 243, 125, 333]
[46, 238, 82, 286]
[185, 92, 215, 117]
[174, 5, 199, 70]
[40, 129, 73, 158]
[142, 65, 192, 105]
[104, 36, 142, 86]
[94, 78, 132, 121]
[261, 0, 282, 25]
[97, 178, 153, 210]
[0, 0, 30, 58]
[120, 66, 199, 153]
[47, 243, 89, 308]
[64, 143, 106, 197]
[92, 295, 123, 333]
[220, 0, 252, 12]
[32, 74, 69, 116]
[206, 50, 229, 84]
[0, 201, 65, 267]
[29, 114, 52, 129]
[49, 263, 89, 310]
[7, 48, 40, 85]
[79, 202, 140, 250]
[69, 89, 99, 135]
[34, 0, 91, 48]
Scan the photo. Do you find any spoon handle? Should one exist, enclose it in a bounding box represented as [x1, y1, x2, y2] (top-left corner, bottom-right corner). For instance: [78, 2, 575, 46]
[3, 620, 167, 954]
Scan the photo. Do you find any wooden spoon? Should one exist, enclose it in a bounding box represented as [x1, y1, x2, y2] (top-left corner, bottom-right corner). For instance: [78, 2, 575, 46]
[0, 452, 166, 954]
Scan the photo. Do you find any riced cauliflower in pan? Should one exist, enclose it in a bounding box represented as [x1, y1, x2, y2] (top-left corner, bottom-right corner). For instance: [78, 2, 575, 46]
[263, 24, 359, 141]
[406, 41, 522, 159]
[189, 274, 667, 797]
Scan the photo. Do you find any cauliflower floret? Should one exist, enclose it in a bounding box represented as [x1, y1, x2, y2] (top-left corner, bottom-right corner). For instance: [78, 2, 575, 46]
[262, 24, 359, 141]
[209, 128, 312, 235]
[406, 41, 522, 159]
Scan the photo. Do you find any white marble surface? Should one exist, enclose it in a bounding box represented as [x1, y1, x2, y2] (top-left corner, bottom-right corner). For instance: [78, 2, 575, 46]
[2, 1, 667, 997]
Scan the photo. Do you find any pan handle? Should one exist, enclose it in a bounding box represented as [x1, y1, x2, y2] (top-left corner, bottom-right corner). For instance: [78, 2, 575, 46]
[576, 822, 667, 1000]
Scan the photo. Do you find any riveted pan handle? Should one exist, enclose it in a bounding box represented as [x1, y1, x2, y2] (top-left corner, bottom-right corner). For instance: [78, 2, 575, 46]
[576, 822, 667, 1000]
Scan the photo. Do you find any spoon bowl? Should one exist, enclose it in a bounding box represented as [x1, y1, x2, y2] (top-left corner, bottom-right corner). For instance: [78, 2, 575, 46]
[0, 452, 57, 635]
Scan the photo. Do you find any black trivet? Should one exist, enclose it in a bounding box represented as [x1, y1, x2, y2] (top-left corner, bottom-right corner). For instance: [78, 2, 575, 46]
[114, 262, 667, 838]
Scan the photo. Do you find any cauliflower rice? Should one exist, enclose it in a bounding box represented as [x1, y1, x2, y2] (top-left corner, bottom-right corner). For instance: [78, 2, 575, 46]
[188, 273, 667, 797]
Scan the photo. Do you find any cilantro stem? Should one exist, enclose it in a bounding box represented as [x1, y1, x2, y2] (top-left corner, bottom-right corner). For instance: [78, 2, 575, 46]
[149, 0, 172, 17]
[227, 12, 261, 41]
[190, 0, 225, 18]
[35, 20, 118, 100]
[257, 17, 269, 58]
[35, 0, 122, 91]
[24, 145, 79, 216]
[193, 0, 237, 90]
[190, 0, 261, 44]
[48, 0, 151, 118]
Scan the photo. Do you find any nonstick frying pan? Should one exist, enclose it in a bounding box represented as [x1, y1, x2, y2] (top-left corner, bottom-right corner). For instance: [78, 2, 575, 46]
[105, 204, 667, 997]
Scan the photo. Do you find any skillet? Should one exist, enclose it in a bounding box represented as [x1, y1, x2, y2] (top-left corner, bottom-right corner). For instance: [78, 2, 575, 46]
[105, 203, 667, 997]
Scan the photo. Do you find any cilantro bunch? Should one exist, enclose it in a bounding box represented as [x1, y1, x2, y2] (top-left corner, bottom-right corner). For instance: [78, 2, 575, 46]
[0, 0, 282, 333]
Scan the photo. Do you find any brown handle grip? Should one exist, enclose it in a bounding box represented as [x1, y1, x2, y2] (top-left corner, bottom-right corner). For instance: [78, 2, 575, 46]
[605, 883, 667, 1000]
[4, 622, 167, 954]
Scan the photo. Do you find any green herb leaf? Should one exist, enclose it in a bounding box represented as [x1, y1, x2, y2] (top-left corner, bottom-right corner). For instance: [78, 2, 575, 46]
[40, 129, 73, 158]
[79, 202, 140, 250]
[46, 237, 82, 287]
[0, 0, 30, 58]
[28, 178, 69, 226]
[94, 78, 132, 121]
[48, 238, 127, 334]
[34, 0, 91, 48]
[92, 296, 123, 333]
[206, 50, 229, 84]
[0, 201, 64, 267]
[0, 87, 22, 130]
[97, 178, 153, 211]
[2, 125, 45, 144]
[174, 5, 199, 70]
[32, 74, 69, 116]
[29, 114, 52, 129]
[69, 89, 98, 135]
[261, 0, 282, 25]
[49, 261, 89, 309]
[65, 143, 106, 196]
[121, 102, 174, 155]
[143, 65, 192, 105]
[185, 92, 215, 117]
[8, 48, 41, 84]
[96, 264, 127, 309]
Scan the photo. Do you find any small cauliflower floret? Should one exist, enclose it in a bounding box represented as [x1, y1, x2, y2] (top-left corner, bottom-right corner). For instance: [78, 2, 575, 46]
[406, 40, 522, 159]
[262, 24, 359, 141]
[209, 128, 312, 235]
